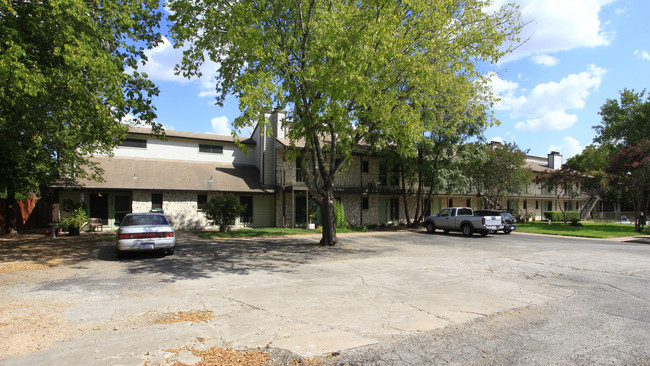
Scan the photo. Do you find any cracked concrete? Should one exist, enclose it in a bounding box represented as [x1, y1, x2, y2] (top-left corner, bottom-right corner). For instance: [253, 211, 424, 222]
[1, 231, 649, 365]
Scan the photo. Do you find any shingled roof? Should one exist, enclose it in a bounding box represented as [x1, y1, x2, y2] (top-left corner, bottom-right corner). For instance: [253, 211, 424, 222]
[68, 156, 272, 193]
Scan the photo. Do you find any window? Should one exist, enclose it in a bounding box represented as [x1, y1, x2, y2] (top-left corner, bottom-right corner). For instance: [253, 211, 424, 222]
[362, 161, 369, 173]
[120, 138, 147, 148]
[536, 201, 539, 210]
[362, 197, 369, 210]
[439, 209, 450, 217]
[295, 157, 303, 182]
[151, 193, 163, 210]
[197, 194, 207, 210]
[523, 200, 527, 210]
[239, 196, 253, 224]
[465, 198, 471, 207]
[448, 198, 453, 207]
[199, 144, 223, 154]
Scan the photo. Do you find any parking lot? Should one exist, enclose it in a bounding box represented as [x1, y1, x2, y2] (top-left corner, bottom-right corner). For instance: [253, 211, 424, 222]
[1, 230, 649, 365]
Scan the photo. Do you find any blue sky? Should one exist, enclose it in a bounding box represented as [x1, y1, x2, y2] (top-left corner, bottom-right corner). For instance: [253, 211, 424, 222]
[137, 0, 650, 161]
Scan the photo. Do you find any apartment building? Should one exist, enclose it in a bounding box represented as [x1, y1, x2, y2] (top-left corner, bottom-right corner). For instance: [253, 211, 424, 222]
[55, 110, 582, 230]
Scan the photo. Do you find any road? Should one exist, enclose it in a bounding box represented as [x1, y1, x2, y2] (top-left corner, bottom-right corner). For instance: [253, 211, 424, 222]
[0, 230, 649, 365]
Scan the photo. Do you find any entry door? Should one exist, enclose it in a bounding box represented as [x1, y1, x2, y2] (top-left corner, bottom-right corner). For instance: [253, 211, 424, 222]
[89, 193, 109, 222]
[378, 198, 388, 224]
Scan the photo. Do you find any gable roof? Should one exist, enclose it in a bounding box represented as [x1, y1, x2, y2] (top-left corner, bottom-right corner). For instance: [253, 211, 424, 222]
[65, 156, 272, 193]
[128, 127, 256, 145]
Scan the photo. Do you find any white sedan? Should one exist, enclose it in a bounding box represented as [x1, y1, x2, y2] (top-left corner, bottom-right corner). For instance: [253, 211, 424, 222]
[115, 213, 175, 257]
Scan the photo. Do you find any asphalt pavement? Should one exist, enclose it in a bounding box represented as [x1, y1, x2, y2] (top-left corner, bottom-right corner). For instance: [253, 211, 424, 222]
[1, 230, 649, 365]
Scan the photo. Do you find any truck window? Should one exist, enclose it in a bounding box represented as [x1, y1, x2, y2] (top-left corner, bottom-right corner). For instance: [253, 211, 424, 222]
[458, 208, 472, 216]
[439, 209, 450, 217]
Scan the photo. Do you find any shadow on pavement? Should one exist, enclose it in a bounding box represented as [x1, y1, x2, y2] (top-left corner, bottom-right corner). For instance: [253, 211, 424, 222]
[118, 232, 378, 281]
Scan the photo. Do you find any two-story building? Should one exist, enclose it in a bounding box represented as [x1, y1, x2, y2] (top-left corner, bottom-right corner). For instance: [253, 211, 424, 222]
[54, 110, 584, 230]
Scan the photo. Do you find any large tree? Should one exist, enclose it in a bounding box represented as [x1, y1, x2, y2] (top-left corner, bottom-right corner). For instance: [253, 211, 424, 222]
[591, 88, 650, 230]
[594, 88, 650, 146]
[535, 164, 583, 223]
[169, 0, 523, 245]
[605, 140, 650, 232]
[0, 0, 163, 232]
[462, 142, 533, 210]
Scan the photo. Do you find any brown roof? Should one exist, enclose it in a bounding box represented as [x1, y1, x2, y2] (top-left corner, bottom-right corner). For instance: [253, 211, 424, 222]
[69, 156, 272, 193]
[525, 160, 554, 173]
[128, 127, 256, 145]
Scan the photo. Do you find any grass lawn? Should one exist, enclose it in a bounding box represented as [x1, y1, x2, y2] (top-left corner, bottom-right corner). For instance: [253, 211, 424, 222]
[517, 221, 648, 239]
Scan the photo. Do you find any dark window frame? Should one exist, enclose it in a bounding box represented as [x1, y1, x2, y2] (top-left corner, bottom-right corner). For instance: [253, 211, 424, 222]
[362, 161, 369, 173]
[151, 193, 163, 210]
[197, 194, 207, 211]
[198, 144, 224, 154]
[362, 197, 369, 210]
[120, 138, 147, 148]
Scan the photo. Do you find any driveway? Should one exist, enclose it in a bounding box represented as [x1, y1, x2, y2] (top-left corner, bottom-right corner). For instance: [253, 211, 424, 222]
[0, 231, 649, 365]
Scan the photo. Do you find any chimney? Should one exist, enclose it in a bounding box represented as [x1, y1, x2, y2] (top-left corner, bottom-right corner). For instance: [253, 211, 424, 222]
[548, 151, 562, 169]
[272, 109, 287, 139]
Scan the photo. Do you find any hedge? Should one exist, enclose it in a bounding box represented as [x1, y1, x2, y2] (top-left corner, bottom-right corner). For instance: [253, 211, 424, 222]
[543, 211, 579, 222]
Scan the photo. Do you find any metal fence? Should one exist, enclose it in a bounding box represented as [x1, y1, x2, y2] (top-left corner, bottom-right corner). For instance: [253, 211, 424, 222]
[594, 211, 641, 223]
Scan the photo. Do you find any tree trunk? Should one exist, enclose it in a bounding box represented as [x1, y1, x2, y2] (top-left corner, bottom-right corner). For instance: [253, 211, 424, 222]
[5, 182, 17, 234]
[319, 196, 339, 246]
[400, 164, 411, 227]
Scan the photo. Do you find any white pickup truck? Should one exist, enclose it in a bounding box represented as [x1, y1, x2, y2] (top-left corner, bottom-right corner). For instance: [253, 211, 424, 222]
[423, 207, 504, 237]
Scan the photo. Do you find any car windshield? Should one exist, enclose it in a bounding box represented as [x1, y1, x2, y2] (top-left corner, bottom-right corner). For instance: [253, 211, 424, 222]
[121, 215, 169, 226]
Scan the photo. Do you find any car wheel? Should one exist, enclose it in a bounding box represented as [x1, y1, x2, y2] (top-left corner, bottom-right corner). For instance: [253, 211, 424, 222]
[480, 230, 488, 237]
[116, 249, 124, 259]
[166, 247, 175, 255]
[426, 222, 436, 233]
[443, 229, 450, 234]
[504, 230, 512, 234]
[462, 224, 473, 237]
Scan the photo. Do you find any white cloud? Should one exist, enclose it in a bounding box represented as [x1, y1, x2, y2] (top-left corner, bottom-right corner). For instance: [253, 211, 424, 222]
[634, 50, 650, 61]
[530, 54, 559, 67]
[209, 116, 231, 135]
[515, 110, 578, 131]
[493, 65, 605, 132]
[137, 36, 219, 98]
[549, 136, 583, 159]
[501, 0, 615, 63]
[615, 7, 627, 14]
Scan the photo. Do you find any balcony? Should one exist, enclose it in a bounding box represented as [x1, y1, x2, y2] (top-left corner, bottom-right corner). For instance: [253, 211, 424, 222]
[277, 168, 416, 193]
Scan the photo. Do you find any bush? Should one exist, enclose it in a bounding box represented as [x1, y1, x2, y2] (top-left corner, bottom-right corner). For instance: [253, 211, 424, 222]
[543, 210, 579, 222]
[203, 193, 247, 232]
[334, 200, 348, 230]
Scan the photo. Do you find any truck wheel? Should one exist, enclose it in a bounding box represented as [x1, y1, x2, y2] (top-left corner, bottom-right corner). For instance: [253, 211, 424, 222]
[443, 229, 450, 234]
[462, 224, 473, 237]
[426, 222, 436, 233]
[480, 230, 488, 237]
[503, 230, 511, 234]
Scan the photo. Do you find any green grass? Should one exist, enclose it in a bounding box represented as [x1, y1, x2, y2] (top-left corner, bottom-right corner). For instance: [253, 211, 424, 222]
[516, 221, 646, 239]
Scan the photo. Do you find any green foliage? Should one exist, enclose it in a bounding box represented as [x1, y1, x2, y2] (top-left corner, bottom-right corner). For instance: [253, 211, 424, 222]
[169, 0, 523, 245]
[58, 206, 88, 230]
[203, 194, 247, 232]
[594, 88, 650, 147]
[543, 211, 579, 222]
[606, 139, 650, 232]
[569, 217, 582, 227]
[0, 0, 163, 203]
[462, 142, 533, 209]
[334, 200, 348, 230]
[517, 222, 639, 239]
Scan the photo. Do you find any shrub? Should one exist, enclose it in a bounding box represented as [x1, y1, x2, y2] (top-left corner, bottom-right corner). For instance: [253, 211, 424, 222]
[543, 210, 579, 222]
[203, 193, 247, 232]
[334, 200, 348, 230]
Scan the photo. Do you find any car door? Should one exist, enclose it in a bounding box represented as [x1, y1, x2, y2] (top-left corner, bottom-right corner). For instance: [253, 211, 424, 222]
[437, 208, 452, 229]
